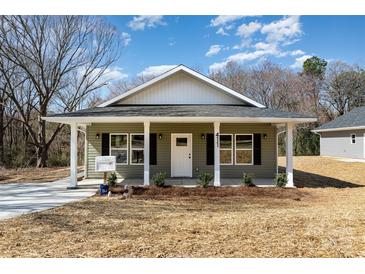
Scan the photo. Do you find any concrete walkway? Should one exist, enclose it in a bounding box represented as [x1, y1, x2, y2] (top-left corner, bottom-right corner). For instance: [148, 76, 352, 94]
[0, 176, 98, 220]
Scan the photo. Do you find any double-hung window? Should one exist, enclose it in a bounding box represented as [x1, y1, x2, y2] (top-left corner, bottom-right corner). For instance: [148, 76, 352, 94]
[130, 134, 144, 165]
[110, 133, 128, 165]
[220, 134, 233, 165]
[235, 134, 253, 165]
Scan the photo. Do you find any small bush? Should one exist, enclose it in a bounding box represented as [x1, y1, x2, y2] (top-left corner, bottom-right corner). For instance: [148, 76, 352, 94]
[241, 173, 255, 187]
[197, 172, 213, 188]
[107, 172, 118, 187]
[152, 172, 167, 187]
[275, 173, 288, 187]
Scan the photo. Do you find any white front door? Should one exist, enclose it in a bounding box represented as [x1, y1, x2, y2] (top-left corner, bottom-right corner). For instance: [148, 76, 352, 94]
[171, 133, 192, 177]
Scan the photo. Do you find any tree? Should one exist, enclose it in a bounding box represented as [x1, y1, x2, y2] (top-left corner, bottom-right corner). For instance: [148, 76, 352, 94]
[322, 62, 365, 117]
[303, 56, 327, 79]
[0, 16, 121, 167]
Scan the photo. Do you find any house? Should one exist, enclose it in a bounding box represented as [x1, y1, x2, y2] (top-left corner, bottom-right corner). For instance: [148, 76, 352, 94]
[313, 106, 365, 159]
[43, 65, 316, 188]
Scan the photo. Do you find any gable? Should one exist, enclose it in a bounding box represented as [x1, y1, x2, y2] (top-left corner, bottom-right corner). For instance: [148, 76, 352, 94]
[114, 71, 247, 105]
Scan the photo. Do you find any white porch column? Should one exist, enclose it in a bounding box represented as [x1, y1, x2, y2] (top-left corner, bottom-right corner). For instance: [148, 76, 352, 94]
[214, 122, 221, 186]
[69, 122, 78, 189]
[286, 122, 294, 187]
[144, 121, 150, 186]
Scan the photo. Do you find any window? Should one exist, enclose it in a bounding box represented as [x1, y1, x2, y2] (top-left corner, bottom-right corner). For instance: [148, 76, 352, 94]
[235, 134, 253, 165]
[110, 134, 128, 164]
[130, 134, 144, 165]
[176, 137, 187, 146]
[220, 134, 233, 165]
[351, 134, 356, 144]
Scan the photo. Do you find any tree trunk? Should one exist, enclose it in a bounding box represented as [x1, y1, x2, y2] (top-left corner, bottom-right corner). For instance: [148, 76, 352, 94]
[36, 108, 48, 168]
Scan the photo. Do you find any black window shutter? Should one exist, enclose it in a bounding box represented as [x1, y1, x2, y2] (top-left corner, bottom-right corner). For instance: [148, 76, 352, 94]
[101, 133, 110, 156]
[253, 133, 262, 165]
[206, 133, 214, 165]
[150, 133, 157, 165]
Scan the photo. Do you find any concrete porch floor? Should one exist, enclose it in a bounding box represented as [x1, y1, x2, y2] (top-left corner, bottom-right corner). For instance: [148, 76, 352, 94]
[81, 177, 276, 187]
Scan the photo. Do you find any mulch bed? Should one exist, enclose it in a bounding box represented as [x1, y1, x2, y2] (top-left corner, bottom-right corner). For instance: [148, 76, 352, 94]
[123, 185, 310, 200]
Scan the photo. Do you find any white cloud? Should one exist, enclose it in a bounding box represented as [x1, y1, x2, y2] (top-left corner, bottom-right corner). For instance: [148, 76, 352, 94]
[290, 49, 305, 56]
[128, 16, 166, 31]
[210, 15, 245, 27]
[205, 45, 223, 57]
[137, 65, 177, 77]
[216, 27, 228, 36]
[121, 32, 131, 47]
[236, 21, 262, 38]
[290, 55, 312, 69]
[101, 66, 128, 81]
[209, 43, 280, 72]
[261, 16, 302, 44]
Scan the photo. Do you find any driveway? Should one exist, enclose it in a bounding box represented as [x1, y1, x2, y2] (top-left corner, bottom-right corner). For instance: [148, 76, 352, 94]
[0, 176, 98, 220]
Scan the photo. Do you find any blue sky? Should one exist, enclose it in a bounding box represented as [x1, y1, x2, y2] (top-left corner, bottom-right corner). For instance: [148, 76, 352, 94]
[105, 15, 365, 80]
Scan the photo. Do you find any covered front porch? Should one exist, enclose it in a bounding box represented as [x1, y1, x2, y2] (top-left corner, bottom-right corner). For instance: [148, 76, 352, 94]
[66, 119, 295, 188]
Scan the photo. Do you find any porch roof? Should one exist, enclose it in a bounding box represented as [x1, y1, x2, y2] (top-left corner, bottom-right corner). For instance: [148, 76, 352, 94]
[43, 105, 316, 124]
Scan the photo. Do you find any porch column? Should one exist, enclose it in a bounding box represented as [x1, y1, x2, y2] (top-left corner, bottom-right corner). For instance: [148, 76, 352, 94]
[69, 122, 78, 189]
[286, 122, 294, 187]
[214, 122, 221, 186]
[144, 121, 150, 186]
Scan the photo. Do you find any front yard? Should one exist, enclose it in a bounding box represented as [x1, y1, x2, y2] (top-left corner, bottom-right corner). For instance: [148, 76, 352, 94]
[0, 166, 84, 184]
[0, 156, 364, 257]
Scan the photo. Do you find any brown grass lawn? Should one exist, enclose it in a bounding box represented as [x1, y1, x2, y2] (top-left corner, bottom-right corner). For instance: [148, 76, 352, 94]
[0, 156, 365, 257]
[0, 166, 83, 184]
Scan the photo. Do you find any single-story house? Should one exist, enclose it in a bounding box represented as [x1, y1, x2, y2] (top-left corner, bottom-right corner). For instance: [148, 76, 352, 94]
[313, 106, 365, 159]
[43, 65, 316, 188]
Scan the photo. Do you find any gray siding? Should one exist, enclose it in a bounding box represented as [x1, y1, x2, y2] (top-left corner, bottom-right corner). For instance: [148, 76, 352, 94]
[320, 129, 365, 159]
[86, 123, 277, 179]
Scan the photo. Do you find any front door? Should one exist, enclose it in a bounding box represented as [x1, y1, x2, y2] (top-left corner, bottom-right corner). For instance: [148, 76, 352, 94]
[171, 133, 192, 177]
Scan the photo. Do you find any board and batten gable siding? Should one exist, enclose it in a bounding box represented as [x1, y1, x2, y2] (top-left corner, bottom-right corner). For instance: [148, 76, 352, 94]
[115, 71, 246, 105]
[320, 129, 365, 159]
[86, 123, 277, 179]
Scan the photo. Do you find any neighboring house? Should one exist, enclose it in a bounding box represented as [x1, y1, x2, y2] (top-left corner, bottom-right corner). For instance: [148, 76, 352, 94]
[313, 106, 365, 159]
[44, 65, 316, 188]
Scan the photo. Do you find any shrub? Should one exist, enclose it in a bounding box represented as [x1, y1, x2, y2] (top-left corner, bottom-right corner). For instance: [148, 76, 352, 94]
[241, 173, 255, 187]
[107, 172, 118, 188]
[152, 172, 167, 187]
[275, 173, 288, 187]
[197, 172, 213, 188]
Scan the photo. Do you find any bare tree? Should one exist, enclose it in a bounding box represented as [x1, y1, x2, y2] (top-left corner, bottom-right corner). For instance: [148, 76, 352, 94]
[0, 16, 121, 167]
[322, 61, 365, 118]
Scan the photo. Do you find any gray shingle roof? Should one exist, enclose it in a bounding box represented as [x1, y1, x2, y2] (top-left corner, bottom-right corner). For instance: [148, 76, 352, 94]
[315, 106, 365, 131]
[47, 105, 315, 119]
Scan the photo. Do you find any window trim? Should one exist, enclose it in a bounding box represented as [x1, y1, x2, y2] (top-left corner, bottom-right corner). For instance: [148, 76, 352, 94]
[235, 134, 254, 166]
[110, 133, 128, 165]
[351, 133, 356, 144]
[219, 134, 233, 165]
[130, 133, 144, 165]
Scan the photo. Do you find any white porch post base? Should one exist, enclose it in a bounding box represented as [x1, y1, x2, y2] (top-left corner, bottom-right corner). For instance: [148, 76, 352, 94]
[214, 122, 221, 186]
[69, 122, 78, 189]
[286, 122, 294, 187]
[144, 121, 150, 186]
